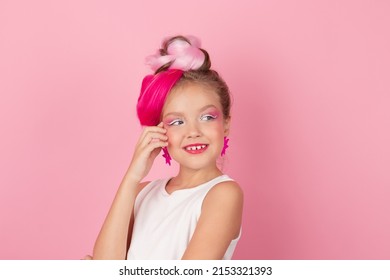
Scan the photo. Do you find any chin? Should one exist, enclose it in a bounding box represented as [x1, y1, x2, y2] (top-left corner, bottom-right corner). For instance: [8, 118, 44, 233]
[177, 158, 218, 171]
[171, 149, 219, 169]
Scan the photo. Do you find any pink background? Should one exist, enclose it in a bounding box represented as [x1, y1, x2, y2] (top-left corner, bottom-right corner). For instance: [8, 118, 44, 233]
[1, 0, 389, 259]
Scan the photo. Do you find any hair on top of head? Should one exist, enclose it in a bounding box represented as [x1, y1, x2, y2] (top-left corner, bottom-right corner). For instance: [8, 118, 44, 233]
[137, 35, 231, 126]
[146, 35, 211, 74]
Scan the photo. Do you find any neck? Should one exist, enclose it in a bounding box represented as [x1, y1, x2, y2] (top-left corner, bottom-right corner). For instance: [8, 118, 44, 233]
[169, 164, 223, 190]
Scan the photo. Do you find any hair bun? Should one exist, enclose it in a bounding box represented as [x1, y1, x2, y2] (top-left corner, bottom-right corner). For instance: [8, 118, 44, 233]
[145, 35, 209, 73]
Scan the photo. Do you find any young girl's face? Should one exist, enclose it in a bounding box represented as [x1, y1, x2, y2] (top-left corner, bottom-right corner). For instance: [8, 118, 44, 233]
[161, 82, 230, 170]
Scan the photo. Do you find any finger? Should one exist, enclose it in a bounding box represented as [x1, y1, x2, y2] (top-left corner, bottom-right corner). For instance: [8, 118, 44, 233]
[144, 122, 167, 134]
[158, 121, 168, 131]
[140, 132, 168, 148]
[139, 123, 167, 144]
[144, 139, 168, 153]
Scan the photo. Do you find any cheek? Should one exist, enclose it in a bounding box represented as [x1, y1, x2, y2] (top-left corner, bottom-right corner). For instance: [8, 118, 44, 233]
[209, 120, 225, 134]
[206, 124, 225, 145]
[165, 129, 179, 145]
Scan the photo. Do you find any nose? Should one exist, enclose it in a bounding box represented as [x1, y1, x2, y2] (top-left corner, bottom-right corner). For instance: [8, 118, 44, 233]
[186, 121, 202, 138]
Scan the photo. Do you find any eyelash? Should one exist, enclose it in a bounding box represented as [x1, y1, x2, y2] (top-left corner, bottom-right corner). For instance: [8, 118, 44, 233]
[202, 114, 217, 121]
[168, 114, 217, 126]
[168, 119, 184, 126]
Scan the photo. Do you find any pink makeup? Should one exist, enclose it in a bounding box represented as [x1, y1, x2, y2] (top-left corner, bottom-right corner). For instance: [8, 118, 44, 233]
[202, 110, 219, 119]
[183, 143, 209, 154]
[205, 109, 219, 116]
[163, 108, 220, 127]
[164, 118, 180, 126]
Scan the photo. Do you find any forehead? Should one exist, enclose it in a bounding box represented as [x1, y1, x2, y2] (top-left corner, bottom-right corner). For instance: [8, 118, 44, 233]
[162, 83, 221, 114]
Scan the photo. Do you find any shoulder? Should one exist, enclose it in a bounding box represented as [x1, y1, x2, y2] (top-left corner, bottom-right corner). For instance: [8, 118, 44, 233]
[134, 180, 152, 197]
[181, 179, 243, 259]
[204, 180, 243, 206]
[201, 180, 243, 223]
[135, 178, 167, 197]
[138, 180, 152, 190]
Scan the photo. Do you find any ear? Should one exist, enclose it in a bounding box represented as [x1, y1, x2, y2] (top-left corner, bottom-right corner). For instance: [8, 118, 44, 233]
[223, 116, 231, 136]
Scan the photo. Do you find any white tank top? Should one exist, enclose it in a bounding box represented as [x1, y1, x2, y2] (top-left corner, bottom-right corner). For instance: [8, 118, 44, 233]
[127, 174, 241, 260]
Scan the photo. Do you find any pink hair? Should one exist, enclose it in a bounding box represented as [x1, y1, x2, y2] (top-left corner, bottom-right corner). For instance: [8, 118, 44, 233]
[145, 35, 205, 72]
[136, 69, 183, 126]
[136, 35, 209, 126]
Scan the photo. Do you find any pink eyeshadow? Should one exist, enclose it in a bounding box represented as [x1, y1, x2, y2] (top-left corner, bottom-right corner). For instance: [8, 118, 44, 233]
[163, 118, 178, 125]
[205, 110, 220, 118]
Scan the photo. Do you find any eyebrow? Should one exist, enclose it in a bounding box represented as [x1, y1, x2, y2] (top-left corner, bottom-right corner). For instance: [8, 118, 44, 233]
[163, 105, 218, 118]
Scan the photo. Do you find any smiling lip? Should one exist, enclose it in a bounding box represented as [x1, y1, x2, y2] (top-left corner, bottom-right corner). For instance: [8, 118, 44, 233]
[183, 143, 209, 154]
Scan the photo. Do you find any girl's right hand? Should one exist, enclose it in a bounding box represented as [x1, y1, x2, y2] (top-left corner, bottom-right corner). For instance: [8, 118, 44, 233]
[126, 122, 168, 183]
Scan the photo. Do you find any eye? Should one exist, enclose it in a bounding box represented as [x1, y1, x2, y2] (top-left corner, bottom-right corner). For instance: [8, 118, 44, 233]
[168, 119, 184, 126]
[201, 114, 217, 121]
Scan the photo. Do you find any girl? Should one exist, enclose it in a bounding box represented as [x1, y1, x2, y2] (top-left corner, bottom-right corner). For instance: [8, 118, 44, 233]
[88, 35, 243, 260]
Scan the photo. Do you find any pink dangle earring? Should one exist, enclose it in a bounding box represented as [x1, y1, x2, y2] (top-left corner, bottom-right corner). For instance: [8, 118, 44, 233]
[221, 136, 230, 156]
[162, 147, 172, 166]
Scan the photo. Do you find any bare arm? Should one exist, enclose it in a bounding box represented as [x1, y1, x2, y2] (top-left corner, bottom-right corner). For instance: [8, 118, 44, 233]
[92, 123, 168, 259]
[181, 181, 243, 260]
[92, 174, 145, 260]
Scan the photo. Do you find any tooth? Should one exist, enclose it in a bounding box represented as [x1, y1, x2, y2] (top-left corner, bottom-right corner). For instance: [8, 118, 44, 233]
[186, 145, 207, 151]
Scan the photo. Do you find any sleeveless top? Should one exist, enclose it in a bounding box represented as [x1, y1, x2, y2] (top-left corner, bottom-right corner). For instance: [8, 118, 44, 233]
[127, 174, 241, 260]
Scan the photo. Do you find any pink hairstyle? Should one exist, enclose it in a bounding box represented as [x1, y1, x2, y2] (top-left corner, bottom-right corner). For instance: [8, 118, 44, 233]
[136, 35, 207, 126]
[137, 69, 183, 126]
[145, 35, 205, 72]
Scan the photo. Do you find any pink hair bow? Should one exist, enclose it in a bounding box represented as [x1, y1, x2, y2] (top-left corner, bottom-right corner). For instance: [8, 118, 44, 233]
[145, 35, 205, 72]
